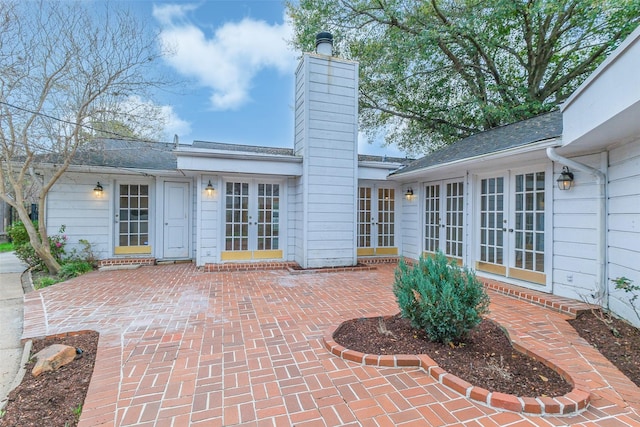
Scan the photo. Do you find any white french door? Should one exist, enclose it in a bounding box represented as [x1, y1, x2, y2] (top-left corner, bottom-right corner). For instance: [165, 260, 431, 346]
[424, 179, 465, 261]
[476, 171, 547, 286]
[221, 180, 282, 261]
[357, 186, 397, 256]
[115, 183, 151, 255]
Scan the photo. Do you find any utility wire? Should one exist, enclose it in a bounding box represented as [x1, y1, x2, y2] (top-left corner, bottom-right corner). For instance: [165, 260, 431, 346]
[0, 100, 165, 144]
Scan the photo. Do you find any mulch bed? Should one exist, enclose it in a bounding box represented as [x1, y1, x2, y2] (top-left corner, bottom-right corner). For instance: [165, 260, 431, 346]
[568, 310, 640, 387]
[334, 314, 573, 397]
[0, 331, 99, 427]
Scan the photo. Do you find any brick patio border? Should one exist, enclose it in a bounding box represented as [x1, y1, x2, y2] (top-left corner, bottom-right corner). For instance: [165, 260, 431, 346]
[322, 317, 590, 417]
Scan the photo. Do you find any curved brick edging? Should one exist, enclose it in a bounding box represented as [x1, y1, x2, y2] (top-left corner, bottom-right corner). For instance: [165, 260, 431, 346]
[323, 320, 590, 416]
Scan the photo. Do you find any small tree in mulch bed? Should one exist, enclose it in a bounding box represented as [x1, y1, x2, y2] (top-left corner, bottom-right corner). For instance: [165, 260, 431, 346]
[393, 251, 490, 344]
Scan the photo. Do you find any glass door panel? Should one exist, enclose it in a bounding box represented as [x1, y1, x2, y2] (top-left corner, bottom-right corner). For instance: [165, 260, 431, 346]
[445, 181, 464, 258]
[257, 183, 279, 251]
[115, 184, 151, 255]
[357, 186, 397, 256]
[476, 171, 547, 285]
[479, 177, 504, 268]
[377, 188, 395, 249]
[357, 187, 372, 254]
[424, 180, 464, 261]
[222, 180, 282, 261]
[225, 182, 249, 251]
[424, 184, 440, 253]
[510, 172, 546, 283]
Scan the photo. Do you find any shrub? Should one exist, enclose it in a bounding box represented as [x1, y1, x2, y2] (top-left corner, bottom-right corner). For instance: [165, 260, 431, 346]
[393, 251, 490, 344]
[6, 221, 67, 269]
[34, 276, 60, 289]
[7, 221, 40, 267]
[66, 239, 98, 268]
[58, 260, 93, 280]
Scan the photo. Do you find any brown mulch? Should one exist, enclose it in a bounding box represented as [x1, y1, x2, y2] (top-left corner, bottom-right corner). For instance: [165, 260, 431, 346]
[568, 310, 640, 387]
[0, 331, 99, 427]
[333, 314, 573, 397]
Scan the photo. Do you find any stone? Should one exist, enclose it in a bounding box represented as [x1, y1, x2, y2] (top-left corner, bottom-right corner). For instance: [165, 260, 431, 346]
[32, 344, 77, 377]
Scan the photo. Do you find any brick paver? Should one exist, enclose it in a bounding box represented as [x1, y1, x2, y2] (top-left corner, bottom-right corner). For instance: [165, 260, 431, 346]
[22, 263, 640, 426]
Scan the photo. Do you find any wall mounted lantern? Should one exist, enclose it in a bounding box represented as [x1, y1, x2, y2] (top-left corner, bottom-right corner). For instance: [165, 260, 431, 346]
[404, 187, 414, 201]
[205, 180, 215, 197]
[93, 182, 103, 197]
[556, 166, 574, 191]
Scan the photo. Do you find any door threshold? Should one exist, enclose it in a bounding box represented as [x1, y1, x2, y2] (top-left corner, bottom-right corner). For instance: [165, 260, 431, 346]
[156, 259, 193, 265]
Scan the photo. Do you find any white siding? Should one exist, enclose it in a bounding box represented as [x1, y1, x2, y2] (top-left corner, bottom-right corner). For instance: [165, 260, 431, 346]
[198, 175, 220, 265]
[400, 182, 420, 260]
[551, 153, 604, 301]
[293, 54, 359, 268]
[46, 173, 112, 260]
[287, 177, 298, 262]
[608, 139, 640, 326]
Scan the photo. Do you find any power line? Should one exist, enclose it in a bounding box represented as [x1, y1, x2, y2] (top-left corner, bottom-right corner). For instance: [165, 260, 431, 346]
[0, 100, 164, 144]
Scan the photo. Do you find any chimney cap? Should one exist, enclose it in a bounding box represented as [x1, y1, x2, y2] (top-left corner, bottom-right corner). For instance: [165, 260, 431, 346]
[315, 32, 333, 47]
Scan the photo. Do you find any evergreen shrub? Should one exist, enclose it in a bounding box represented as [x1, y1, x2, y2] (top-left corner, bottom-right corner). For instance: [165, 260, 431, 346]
[393, 251, 490, 343]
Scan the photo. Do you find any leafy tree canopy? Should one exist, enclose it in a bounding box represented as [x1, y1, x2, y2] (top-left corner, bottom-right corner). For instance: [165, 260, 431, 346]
[287, 0, 640, 154]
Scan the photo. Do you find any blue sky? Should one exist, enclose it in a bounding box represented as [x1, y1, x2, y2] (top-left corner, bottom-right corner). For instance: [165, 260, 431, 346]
[129, 0, 405, 157]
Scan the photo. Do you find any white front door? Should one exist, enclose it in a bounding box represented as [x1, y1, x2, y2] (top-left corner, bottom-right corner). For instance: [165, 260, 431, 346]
[163, 181, 189, 259]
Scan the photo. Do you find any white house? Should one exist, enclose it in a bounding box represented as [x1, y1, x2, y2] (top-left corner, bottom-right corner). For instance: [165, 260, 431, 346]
[40, 30, 640, 326]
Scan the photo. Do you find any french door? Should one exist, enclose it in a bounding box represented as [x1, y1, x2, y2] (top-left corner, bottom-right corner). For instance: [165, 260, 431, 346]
[424, 179, 464, 261]
[477, 171, 547, 285]
[221, 180, 282, 261]
[357, 186, 397, 256]
[115, 183, 151, 255]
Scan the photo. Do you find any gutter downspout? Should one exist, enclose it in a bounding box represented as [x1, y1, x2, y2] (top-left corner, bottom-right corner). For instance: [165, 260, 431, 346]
[546, 147, 608, 306]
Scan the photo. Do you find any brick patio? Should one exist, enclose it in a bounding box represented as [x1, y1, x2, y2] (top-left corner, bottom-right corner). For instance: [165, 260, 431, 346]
[22, 263, 640, 426]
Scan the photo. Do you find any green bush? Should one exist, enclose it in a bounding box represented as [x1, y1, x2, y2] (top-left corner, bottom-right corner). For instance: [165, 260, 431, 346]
[34, 276, 60, 289]
[7, 221, 40, 267]
[58, 260, 93, 280]
[393, 251, 490, 344]
[6, 221, 67, 269]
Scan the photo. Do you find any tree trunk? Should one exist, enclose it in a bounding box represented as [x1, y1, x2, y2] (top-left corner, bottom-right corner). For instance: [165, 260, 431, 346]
[33, 241, 61, 275]
[13, 200, 61, 275]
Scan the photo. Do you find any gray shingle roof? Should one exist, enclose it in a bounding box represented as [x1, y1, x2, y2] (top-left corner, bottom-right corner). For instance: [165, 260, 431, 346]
[65, 138, 411, 172]
[192, 140, 411, 164]
[391, 110, 562, 176]
[70, 139, 177, 170]
[191, 141, 295, 156]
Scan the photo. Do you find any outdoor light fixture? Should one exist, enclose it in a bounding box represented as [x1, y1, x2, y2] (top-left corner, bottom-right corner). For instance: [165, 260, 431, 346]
[205, 180, 215, 197]
[93, 182, 103, 196]
[557, 166, 574, 191]
[405, 187, 414, 200]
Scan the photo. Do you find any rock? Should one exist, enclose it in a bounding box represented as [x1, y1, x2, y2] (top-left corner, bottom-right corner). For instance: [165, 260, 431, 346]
[32, 344, 77, 377]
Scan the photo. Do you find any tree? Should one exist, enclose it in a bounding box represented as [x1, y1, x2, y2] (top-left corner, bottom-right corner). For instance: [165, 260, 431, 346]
[0, 0, 166, 274]
[287, 0, 640, 154]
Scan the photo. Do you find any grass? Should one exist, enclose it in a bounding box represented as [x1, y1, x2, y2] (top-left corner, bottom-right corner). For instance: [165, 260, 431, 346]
[0, 242, 14, 253]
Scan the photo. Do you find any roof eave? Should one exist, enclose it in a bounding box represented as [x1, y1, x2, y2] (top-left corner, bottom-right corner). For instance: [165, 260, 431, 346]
[175, 148, 302, 163]
[388, 137, 560, 181]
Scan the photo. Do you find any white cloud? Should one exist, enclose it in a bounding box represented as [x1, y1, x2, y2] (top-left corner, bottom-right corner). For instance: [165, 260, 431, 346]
[160, 104, 192, 141]
[116, 95, 192, 142]
[358, 132, 406, 157]
[153, 3, 296, 111]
